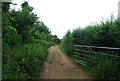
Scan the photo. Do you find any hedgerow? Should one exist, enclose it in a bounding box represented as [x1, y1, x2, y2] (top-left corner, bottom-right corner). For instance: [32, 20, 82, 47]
[60, 16, 120, 80]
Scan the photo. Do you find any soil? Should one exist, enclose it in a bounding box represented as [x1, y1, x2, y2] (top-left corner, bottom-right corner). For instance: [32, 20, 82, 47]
[39, 46, 93, 79]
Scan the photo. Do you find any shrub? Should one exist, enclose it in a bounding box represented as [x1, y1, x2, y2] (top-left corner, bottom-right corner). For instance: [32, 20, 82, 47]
[2, 41, 51, 79]
[60, 17, 120, 80]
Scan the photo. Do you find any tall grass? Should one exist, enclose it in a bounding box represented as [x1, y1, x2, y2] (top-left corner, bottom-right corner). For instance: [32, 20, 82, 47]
[2, 40, 51, 79]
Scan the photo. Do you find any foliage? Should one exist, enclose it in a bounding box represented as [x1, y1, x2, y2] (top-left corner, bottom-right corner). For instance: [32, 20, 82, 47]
[2, 1, 60, 79]
[9, 2, 38, 43]
[2, 41, 51, 79]
[91, 57, 120, 80]
[60, 16, 120, 80]
[2, 26, 22, 46]
[60, 30, 74, 56]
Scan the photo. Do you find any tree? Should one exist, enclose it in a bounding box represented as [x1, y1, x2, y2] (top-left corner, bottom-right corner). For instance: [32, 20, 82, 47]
[2, 2, 21, 46]
[10, 2, 38, 43]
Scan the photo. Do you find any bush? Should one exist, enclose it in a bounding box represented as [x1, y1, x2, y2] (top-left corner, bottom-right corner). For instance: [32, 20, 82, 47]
[91, 57, 120, 80]
[60, 30, 74, 56]
[60, 17, 120, 80]
[2, 41, 51, 79]
[2, 26, 22, 46]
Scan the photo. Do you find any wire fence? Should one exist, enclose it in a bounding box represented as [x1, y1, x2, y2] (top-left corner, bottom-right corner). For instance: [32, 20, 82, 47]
[73, 45, 120, 69]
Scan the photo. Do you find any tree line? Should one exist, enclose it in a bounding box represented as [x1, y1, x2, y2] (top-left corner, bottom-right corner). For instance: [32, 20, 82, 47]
[2, 2, 60, 46]
[2, 2, 60, 79]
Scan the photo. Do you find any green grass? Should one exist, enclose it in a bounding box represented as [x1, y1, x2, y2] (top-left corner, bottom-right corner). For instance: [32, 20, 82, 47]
[2, 41, 51, 79]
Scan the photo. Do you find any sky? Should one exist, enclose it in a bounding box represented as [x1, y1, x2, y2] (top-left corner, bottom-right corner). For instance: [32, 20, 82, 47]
[11, 0, 120, 39]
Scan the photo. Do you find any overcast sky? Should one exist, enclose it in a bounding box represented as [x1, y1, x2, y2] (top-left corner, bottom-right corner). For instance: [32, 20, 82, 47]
[11, 0, 120, 39]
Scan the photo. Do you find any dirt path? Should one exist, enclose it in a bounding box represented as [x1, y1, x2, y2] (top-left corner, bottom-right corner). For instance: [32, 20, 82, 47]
[40, 46, 92, 79]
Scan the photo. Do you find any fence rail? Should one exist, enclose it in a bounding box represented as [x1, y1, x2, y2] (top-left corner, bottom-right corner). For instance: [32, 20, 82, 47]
[75, 48, 120, 58]
[74, 45, 120, 50]
[73, 44, 120, 69]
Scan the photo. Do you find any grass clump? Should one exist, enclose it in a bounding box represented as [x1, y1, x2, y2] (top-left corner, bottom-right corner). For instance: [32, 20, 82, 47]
[2, 41, 51, 79]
